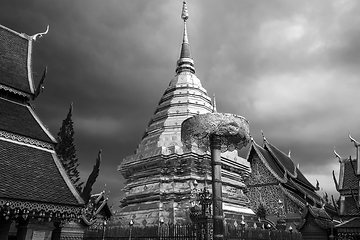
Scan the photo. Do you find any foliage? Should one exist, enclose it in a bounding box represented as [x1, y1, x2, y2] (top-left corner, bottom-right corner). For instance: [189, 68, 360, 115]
[56, 103, 83, 192]
[256, 203, 267, 218]
[82, 150, 102, 203]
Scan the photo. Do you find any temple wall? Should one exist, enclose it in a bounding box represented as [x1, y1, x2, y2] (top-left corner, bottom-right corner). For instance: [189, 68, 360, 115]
[117, 152, 252, 225]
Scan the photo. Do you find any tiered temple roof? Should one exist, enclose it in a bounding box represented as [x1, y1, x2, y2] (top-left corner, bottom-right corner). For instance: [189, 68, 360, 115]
[0, 24, 84, 224]
[332, 134, 360, 236]
[246, 136, 336, 218]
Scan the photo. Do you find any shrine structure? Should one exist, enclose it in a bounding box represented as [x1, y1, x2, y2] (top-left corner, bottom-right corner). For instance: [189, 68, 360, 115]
[117, 1, 254, 226]
[0, 24, 84, 240]
[332, 134, 360, 238]
[246, 134, 337, 231]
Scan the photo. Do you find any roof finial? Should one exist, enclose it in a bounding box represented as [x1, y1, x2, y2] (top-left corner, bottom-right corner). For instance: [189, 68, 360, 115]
[176, 1, 195, 74]
[213, 94, 217, 113]
[288, 149, 291, 158]
[261, 130, 267, 142]
[349, 133, 360, 147]
[31, 25, 49, 41]
[334, 147, 342, 163]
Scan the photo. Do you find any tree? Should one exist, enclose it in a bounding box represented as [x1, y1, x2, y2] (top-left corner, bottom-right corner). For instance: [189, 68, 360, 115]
[56, 102, 83, 192]
[256, 203, 267, 218]
[82, 150, 102, 203]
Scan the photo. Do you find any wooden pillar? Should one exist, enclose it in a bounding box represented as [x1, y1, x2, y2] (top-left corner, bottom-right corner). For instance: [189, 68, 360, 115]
[0, 219, 11, 240]
[210, 134, 224, 240]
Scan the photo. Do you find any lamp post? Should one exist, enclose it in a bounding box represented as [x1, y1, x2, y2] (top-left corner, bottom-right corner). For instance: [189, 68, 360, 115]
[102, 220, 107, 240]
[182, 112, 251, 240]
[288, 226, 293, 240]
[159, 217, 164, 240]
[129, 220, 134, 240]
[276, 199, 286, 231]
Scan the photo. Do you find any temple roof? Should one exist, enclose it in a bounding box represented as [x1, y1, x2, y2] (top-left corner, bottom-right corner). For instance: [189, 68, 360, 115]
[0, 24, 36, 97]
[339, 158, 359, 192]
[264, 141, 297, 177]
[0, 139, 83, 206]
[248, 139, 316, 190]
[247, 138, 330, 207]
[297, 204, 334, 230]
[0, 97, 56, 143]
[0, 23, 83, 221]
[335, 217, 360, 229]
[249, 140, 285, 181]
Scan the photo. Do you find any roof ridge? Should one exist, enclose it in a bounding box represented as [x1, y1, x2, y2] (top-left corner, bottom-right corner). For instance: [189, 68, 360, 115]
[264, 141, 297, 178]
[290, 179, 321, 204]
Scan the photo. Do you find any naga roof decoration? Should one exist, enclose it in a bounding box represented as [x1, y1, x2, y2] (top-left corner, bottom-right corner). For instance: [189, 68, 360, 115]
[82, 191, 112, 226]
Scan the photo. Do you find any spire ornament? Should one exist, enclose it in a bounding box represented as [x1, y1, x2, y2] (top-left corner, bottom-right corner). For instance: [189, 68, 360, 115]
[181, 1, 189, 21]
[176, 1, 195, 74]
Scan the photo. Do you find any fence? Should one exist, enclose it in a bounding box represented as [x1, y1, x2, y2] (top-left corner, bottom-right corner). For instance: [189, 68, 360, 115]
[225, 226, 302, 240]
[83, 224, 302, 240]
[84, 224, 196, 240]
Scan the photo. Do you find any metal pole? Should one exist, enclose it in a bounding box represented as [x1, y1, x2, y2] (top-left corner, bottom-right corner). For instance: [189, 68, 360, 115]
[210, 134, 224, 240]
[129, 220, 134, 240]
[102, 220, 107, 240]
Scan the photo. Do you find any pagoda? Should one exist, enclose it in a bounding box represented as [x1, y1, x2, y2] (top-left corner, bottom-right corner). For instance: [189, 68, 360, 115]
[0, 24, 84, 240]
[117, 1, 253, 226]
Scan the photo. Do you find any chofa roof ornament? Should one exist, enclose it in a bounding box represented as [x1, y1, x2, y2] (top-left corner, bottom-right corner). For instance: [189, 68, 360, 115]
[30, 25, 49, 41]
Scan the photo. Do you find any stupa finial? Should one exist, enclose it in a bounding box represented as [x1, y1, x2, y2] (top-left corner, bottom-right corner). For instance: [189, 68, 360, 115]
[181, 1, 189, 22]
[176, 1, 195, 74]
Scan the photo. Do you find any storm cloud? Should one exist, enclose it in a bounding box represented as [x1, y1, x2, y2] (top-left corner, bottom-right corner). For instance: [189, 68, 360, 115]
[1, 0, 360, 208]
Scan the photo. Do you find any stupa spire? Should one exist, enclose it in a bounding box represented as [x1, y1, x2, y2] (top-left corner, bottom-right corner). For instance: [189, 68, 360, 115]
[176, 1, 195, 74]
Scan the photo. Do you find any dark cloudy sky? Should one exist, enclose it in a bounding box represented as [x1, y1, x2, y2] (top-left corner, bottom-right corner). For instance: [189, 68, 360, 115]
[2, 0, 360, 209]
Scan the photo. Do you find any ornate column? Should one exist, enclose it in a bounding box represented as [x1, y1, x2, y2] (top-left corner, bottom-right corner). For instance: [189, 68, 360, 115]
[182, 112, 251, 240]
[210, 134, 224, 239]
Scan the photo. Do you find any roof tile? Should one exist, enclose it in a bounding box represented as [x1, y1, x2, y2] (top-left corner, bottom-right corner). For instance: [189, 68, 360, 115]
[0, 25, 32, 94]
[0, 140, 81, 206]
[341, 159, 359, 191]
[0, 98, 53, 142]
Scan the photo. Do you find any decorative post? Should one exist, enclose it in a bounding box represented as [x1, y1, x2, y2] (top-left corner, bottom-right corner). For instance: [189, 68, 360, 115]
[276, 199, 286, 231]
[182, 112, 251, 240]
[210, 134, 224, 239]
[129, 220, 134, 240]
[102, 220, 107, 240]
